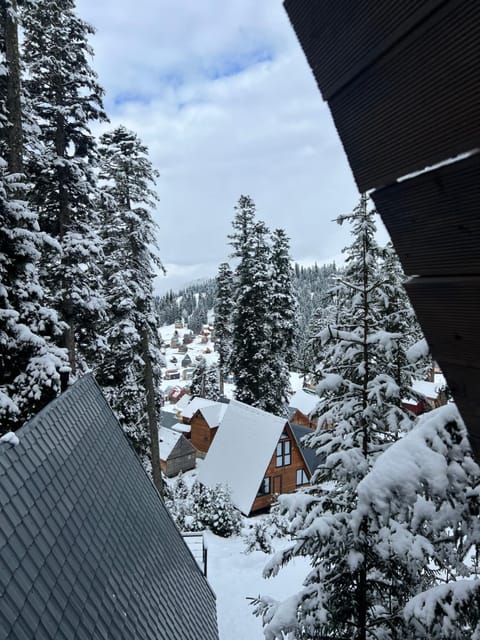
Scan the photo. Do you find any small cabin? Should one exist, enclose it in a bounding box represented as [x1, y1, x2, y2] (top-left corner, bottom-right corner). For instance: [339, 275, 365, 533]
[174, 319, 184, 329]
[159, 427, 196, 477]
[182, 353, 193, 367]
[164, 369, 180, 381]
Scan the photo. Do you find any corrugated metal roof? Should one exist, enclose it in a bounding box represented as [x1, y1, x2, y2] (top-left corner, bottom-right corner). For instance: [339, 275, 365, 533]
[0, 375, 218, 640]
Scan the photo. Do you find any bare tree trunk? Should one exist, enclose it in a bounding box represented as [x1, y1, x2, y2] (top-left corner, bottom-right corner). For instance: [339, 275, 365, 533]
[142, 326, 164, 498]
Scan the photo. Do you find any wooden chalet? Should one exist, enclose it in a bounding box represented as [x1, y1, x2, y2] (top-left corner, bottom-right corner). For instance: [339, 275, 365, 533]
[181, 353, 193, 367]
[182, 398, 229, 455]
[284, 0, 480, 457]
[288, 388, 322, 429]
[159, 427, 196, 477]
[197, 400, 323, 516]
[164, 369, 180, 381]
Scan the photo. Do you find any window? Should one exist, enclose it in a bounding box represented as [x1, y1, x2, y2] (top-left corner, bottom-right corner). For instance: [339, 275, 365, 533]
[257, 477, 271, 496]
[296, 469, 309, 486]
[276, 439, 291, 467]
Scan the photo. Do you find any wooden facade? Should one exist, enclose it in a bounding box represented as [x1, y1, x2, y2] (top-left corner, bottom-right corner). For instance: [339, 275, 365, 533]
[190, 411, 218, 454]
[251, 424, 310, 513]
[284, 0, 480, 457]
[159, 433, 196, 477]
[289, 409, 316, 429]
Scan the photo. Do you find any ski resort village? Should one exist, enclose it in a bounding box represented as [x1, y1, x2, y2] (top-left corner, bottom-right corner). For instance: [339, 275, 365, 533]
[1, 1, 479, 639]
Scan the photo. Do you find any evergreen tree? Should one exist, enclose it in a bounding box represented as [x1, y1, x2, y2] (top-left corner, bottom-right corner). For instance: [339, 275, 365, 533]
[96, 126, 164, 482]
[254, 196, 423, 639]
[190, 359, 220, 401]
[0, 0, 67, 434]
[214, 262, 233, 394]
[230, 205, 274, 411]
[269, 228, 297, 414]
[22, 0, 107, 375]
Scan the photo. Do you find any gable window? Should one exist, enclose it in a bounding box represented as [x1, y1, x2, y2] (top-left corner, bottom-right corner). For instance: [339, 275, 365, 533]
[276, 439, 291, 467]
[257, 477, 271, 496]
[296, 469, 309, 486]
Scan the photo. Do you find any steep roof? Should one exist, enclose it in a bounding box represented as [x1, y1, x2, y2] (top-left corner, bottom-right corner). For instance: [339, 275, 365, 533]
[197, 403, 229, 428]
[197, 400, 286, 515]
[289, 389, 321, 417]
[182, 397, 218, 420]
[410, 379, 443, 400]
[159, 426, 182, 459]
[290, 423, 324, 475]
[0, 375, 218, 640]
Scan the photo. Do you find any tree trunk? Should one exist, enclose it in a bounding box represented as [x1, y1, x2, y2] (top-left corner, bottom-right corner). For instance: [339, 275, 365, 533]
[142, 326, 164, 498]
[3, 0, 23, 173]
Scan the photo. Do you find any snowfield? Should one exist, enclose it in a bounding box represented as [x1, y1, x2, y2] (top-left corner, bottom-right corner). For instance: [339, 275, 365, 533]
[205, 527, 309, 640]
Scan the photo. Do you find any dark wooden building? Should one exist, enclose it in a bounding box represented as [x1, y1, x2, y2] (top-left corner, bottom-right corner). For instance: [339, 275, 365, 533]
[284, 0, 480, 456]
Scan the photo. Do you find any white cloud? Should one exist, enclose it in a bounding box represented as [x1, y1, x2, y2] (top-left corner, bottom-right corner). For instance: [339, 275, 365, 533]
[76, 0, 367, 293]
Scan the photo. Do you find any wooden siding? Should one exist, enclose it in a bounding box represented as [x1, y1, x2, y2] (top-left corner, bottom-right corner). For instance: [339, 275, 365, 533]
[251, 425, 310, 513]
[290, 410, 316, 429]
[284, 0, 480, 457]
[190, 413, 218, 454]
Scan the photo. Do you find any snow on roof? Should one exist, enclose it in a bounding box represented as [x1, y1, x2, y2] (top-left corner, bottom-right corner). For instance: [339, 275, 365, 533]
[198, 403, 229, 428]
[182, 397, 218, 420]
[175, 394, 192, 411]
[197, 399, 287, 515]
[172, 422, 191, 434]
[289, 389, 321, 417]
[410, 379, 443, 399]
[159, 427, 182, 459]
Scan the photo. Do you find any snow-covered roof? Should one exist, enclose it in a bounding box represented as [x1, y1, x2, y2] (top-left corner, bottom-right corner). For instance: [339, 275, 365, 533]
[197, 403, 229, 428]
[197, 400, 287, 515]
[289, 389, 321, 417]
[175, 393, 192, 411]
[172, 422, 191, 434]
[159, 427, 182, 459]
[182, 397, 218, 420]
[410, 379, 443, 400]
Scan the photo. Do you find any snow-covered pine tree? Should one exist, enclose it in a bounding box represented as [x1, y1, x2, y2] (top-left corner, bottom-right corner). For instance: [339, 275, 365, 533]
[96, 126, 164, 482]
[269, 228, 297, 415]
[254, 196, 423, 640]
[22, 0, 107, 375]
[190, 359, 220, 401]
[214, 262, 233, 394]
[357, 404, 480, 640]
[0, 0, 67, 434]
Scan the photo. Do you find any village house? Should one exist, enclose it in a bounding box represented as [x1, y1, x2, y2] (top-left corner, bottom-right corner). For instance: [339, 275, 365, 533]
[164, 368, 181, 381]
[197, 400, 323, 516]
[159, 427, 196, 477]
[181, 397, 229, 455]
[402, 377, 448, 415]
[288, 388, 323, 428]
[181, 353, 193, 367]
[0, 375, 218, 639]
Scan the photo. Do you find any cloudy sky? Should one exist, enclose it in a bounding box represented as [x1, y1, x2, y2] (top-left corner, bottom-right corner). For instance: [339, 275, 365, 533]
[76, 0, 370, 294]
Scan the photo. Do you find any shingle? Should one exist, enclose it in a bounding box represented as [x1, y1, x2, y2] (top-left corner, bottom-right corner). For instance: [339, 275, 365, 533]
[0, 374, 218, 639]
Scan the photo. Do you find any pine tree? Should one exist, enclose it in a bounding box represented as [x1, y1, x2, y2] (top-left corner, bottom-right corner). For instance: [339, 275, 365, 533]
[96, 126, 164, 488]
[22, 0, 107, 375]
[214, 262, 233, 394]
[269, 228, 297, 414]
[0, 0, 67, 434]
[254, 196, 423, 639]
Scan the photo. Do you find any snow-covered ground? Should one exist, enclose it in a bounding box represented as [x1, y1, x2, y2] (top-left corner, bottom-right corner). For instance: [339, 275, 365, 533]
[206, 528, 308, 640]
[166, 465, 308, 640]
[160, 322, 309, 638]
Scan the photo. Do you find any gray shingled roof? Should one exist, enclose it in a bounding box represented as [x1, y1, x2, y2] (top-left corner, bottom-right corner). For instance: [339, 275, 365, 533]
[0, 375, 218, 640]
[290, 423, 324, 475]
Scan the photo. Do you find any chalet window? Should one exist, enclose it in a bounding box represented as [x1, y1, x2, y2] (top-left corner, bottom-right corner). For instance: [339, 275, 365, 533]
[257, 477, 271, 496]
[296, 469, 309, 486]
[276, 439, 291, 467]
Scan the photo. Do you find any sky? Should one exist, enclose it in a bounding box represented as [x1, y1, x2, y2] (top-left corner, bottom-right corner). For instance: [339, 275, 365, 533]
[75, 0, 371, 294]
